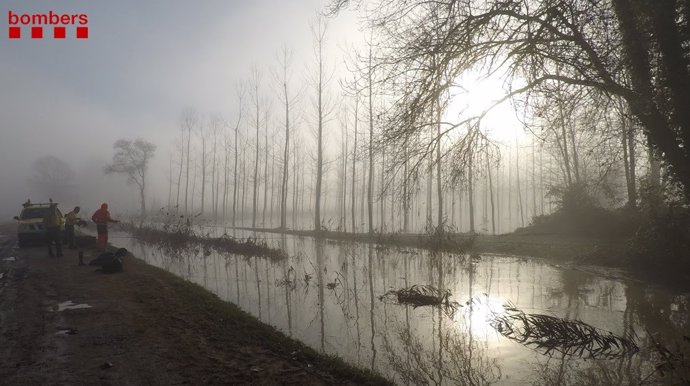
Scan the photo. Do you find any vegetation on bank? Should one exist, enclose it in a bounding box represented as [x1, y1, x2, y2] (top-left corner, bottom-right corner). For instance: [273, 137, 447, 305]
[513, 183, 690, 281]
[284, 225, 476, 253]
[124, 222, 288, 261]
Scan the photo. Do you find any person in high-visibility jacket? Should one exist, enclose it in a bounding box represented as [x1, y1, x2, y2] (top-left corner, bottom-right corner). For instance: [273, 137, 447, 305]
[91, 203, 119, 251]
[64, 206, 82, 249]
[43, 203, 64, 257]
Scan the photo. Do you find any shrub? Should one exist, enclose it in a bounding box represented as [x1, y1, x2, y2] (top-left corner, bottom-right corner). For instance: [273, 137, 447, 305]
[518, 183, 643, 238]
[627, 206, 690, 271]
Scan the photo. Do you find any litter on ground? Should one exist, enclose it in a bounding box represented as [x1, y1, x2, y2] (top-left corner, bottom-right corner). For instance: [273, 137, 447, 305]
[52, 301, 92, 312]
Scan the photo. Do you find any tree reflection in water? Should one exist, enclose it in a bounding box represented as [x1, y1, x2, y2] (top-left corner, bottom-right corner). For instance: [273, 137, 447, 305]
[531, 354, 646, 386]
[382, 319, 502, 385]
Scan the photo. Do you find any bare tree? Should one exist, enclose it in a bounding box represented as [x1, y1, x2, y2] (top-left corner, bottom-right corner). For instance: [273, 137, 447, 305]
[29, 155, 76, 200]
[366, 43, 375, 234]
[211, 117, 221, 223]
[104, 138, 156, 224]
[222, 129, 230, 221]
[330, 0, 690, 200]
[250, 66, 263, 228]
[232, 84, 245, 227]
[181, 109, 197, 215]
[275, 44, 298, 230]
[309, 16, 333, 232]
[174, 124, 185, 211]
[351, 93, 359, 232]
[340, 106, 349, 231]
[198, 120, 209, 216]
[485, 142, 497, 235]
[262, 109, 271, 226]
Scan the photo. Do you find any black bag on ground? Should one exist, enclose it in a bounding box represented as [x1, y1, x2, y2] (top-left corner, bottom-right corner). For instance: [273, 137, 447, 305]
[89, 248, 127, 273]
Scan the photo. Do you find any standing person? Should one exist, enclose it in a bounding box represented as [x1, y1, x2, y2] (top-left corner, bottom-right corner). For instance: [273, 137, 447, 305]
[91, 203, 119, 251]
[43, 203, 64, 257]
[64, 206, 82, 249]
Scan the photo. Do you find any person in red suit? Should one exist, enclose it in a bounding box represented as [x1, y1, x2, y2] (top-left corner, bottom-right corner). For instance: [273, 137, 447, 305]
[91, 203, 119, 250]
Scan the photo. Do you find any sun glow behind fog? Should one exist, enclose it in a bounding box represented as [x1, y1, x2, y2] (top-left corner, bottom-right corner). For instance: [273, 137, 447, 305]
[444, 73, 528, 144]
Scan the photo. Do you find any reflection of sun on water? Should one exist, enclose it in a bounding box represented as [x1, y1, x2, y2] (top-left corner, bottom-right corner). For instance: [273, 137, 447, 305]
[462, 295, 506, 338]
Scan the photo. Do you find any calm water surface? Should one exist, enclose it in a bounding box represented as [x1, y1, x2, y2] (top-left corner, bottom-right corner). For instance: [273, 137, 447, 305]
[108, 229, 689, 385]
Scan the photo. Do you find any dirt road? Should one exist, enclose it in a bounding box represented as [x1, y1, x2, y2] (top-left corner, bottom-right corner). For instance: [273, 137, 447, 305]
[0, 224, 389, 385]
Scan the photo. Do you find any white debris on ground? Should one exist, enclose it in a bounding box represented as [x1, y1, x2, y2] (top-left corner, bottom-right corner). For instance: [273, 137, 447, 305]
[3, 257, 16, 261]
[52, 301, 92, 312]
[55, 328, 77, 335]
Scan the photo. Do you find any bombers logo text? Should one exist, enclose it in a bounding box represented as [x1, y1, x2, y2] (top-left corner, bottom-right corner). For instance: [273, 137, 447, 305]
[8, 10, 89, 39]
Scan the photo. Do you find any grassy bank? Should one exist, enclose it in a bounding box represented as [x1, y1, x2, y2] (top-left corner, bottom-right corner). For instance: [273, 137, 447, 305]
[231, 226, 476, 253]
[472, 233, 626, 265]
[143, 260, 391, 385]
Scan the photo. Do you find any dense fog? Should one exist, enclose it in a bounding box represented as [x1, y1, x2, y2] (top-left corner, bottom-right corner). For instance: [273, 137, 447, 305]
[1, 0, 682, 238]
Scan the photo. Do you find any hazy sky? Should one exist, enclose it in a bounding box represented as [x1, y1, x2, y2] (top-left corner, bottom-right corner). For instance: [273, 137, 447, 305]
[1, 0, 359, 217]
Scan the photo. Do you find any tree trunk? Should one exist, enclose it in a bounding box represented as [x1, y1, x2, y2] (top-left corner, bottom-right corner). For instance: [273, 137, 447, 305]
[281, 76, 290, 230]
[351, 97, 358, 233]
[223, 135, 229, 221]
[270, 149, 276, 227]
[468, 154, 475, 234]
[263, 111, 269, 227]
[361, 151, 367, 229]
[253, 85, 260, 229]
[508, 144, 512, 230]
[212, 128, 219, 223]
[567, 117, 581, 184]
[613, 0, 690, 200]
[402, 135, 409, 233]
[185, 124, 191, 215]
[426, 156, 433, 228]
[531, 137, 537, 220]
[200, 131, 207, 216]
[647, 143, 662, 213]
[621, 114, 634, 208]
[314, 50, 324, 233]
[139, 176, 146, 227]
[342, 116, 348, 231]
[176, 128, 184, 211]
[627, 124, 637, 207]
[516, 137, 525, 227]
[496, 158, 501, 233]
[232, 117, 239, 227]
[436, 98, 443, 228]
[556, 86, 573, 187]
[380, 144, 385, 230]
[367, 46, 374, 234]
[241, 149, 247, 226]
[312, 20, 328, 233]
[167, 153, 173, 210]
[487, 152, 496, 235]
[292, 143, 298, 228]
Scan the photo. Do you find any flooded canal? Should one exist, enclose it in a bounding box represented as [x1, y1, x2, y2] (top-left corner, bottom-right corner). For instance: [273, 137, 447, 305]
[109, 230, 689, 385]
